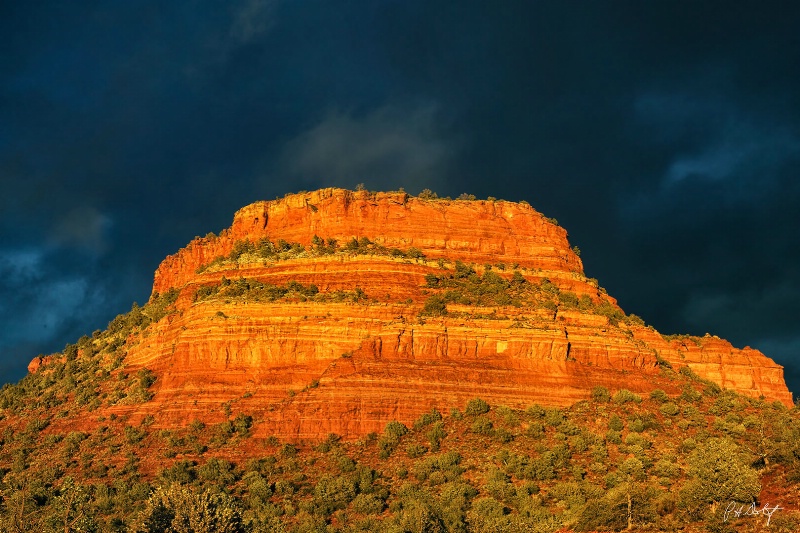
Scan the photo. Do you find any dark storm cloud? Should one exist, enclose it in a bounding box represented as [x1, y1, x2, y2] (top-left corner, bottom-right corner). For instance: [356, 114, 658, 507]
[632, 89, 800, 192]
[615, 84, 800, 348]
[278, 104, 455, 192]
[229, 0, 276, 45]
[0, 246, 108, 381]
[50, 206, 112, 252]
[1, 1, 799, 395]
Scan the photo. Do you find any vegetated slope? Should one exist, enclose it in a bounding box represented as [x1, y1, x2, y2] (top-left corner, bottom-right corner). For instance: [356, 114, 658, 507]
[1, 381, 799, 532]
[0, 187, 797, 531]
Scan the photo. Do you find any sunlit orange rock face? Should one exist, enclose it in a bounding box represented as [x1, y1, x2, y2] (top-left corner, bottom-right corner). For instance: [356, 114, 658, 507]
[114, 188, 791, 439]
[152, 188, 586, 295]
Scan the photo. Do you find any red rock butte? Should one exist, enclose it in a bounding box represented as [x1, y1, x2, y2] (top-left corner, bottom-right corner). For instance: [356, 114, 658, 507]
[42, 188, 794, 439]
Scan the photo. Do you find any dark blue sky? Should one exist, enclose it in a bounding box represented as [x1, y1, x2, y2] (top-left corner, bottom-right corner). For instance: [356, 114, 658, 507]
[2, 1, 799, 396]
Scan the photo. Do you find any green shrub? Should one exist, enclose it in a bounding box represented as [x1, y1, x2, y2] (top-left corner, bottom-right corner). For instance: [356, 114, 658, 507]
[654, 458, 680, 479]
[660, 402, 680, 416]
[558, 291, 579, 308]
[312, 474, 357, 515]
[570, 435, 589, 453]
[484, 468, 516, 503]
[378, 421, 408, 460]
[243, 472, 273, 507]
[63, 431, 88, 456]
[624, 432, 651, 450]
[709, 393, 736, 415]
[438, 481, 478, 532]
[336, 455, 356, 473]
[414, 409, 443, 429]
[649, 389, 669, 403]
[495, 405, 518, 426]
[388, 485, 445, 532]
[378, 435, 397, 459]
[625, 313, 646, 326]
[128, 483, 244, 533]
[407, 247, 425, 259]
[280, 443, 297, 458]
[526, 404, 546, 418]
[233, 413, 253, 436]
[678, 438, 760, 519]
[544, 408, 565, 427]
[124, 425, 147, 445]
[494, 428, 514, 443]
[421, 295, 448, 317]
[384, 420, 408, 439]
[590, 386, 611, 403]
[210, 421, 235, 447]
[159, 460, 197, 484]
[465, 398, 490, 416]
[314, 433, 341, 453]
[197, 457, 237, 486]
[351, 493, 385, 515]
[471, 416, 494, 435]
[406, 443, 428, 458]
[413, 452, 465, 484]
[613, 389, 642, 404]
[525, 422, 545, 439]
[629, 418, 645, 433]
[466, 497, 509, 533]
[427, 422, 447, 451]
[679, 386, 703, 403]
[575, 483, 659, 531]
[704, 382, 722, 397]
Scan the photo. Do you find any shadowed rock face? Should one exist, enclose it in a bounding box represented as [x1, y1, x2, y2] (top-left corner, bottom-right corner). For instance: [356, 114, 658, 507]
[36, 188, 794, 439]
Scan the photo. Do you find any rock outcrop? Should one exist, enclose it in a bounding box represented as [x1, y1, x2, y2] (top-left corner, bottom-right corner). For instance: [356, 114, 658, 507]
[36, 188, 795, 439]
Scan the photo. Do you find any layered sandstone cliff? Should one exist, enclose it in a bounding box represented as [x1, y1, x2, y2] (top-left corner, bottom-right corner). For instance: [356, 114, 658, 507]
[152, 189, 586, 296]
[34, 188, 794, 440]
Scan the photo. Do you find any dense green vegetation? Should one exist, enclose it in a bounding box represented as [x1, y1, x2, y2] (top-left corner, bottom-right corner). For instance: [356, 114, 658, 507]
[2, 372, 799, 532]
[420, 261, 644, 326]
[192, 277, 369, 305]
[196, 236, 425, 274]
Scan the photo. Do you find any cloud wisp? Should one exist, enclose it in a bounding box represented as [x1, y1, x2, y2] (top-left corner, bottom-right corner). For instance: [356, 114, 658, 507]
[229, 0, 276, 45]
[49, 206, 112, 253]
[278, 104, 455, 192]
